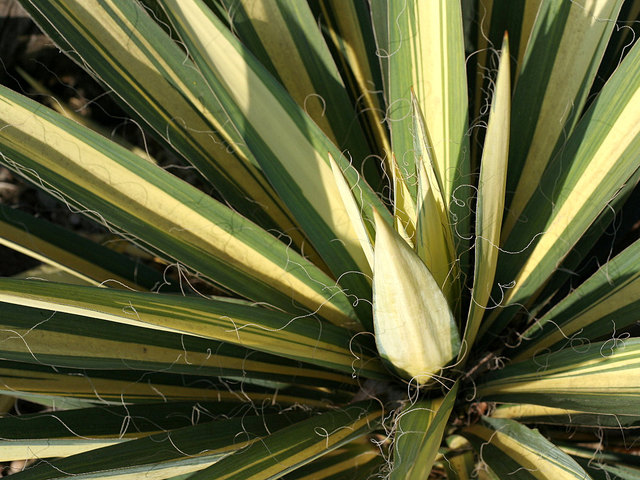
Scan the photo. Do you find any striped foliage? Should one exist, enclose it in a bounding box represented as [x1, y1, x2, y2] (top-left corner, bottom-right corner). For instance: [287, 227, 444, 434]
[0, 0, 639, 477]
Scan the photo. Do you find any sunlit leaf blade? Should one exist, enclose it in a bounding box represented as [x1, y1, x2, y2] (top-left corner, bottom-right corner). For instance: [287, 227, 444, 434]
[492, 403, 640, 429]
[159, 0, 387, 317]
[486, 38, 640, 337]
[591, 0, 640, 95]
[0, 204, 163, 290]
[503, 0, 624, 237]
[391, 383, 459, 479]
[0, 85, 359, 328]
[415, 158, 457, 306]
[281, 442, 383, 480]
[478, 338, 640, 415]
[8, 411, 308, 480]
[18, 0, 300, 239]
[412, 94, 459, 307]
[216, 0, 374, 177]
[0, 302, 356, 389]
[372, 0, 469, 204]
[372, 210, 460, 383]
[463, 35, 510, 358]
[187, 402, 381, 480]
[513, 238, 640, 361]
[0, 279, 385, 379]
[0, 401, 242, 461]
[329, 154, 374, 271]
[529, 168, 640, 318]
[316, 0, 391, 164]
[371, 0, 471, 267]
[464, 417, 591, 479]
[16, 66, 151, 161]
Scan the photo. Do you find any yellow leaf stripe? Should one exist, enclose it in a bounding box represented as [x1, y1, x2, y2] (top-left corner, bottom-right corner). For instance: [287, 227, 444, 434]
[504, 0, 623, 239]
[0, 85, 357, 327]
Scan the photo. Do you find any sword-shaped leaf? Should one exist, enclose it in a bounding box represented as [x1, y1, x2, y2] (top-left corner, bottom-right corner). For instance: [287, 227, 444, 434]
[371, 0, 469, 207]
[503, 0, 624, 237]
[0, 360, 327, 407]
[463, 35, 510, 358]
[513, 238, 640, 361]
[316, 0, 391, 164]
[18, 0, 299, 238]
[7, 411, 308, 480]
[216, 0, 374, 178]
[0, 85, 358, 328]
[391, 383, 459, 479]
[370, 0, 471, 273]
[492, 403, 640, 430]
[281, 442, 383, 480]
[485, 37, 640, 337]
[187, 402, 381, 480]
[0, 401, 243, 461]
[0, 302, 356, 389]
[0, 204, 163, 290]
[159, 0, 389, 320]
[464, 417, 591, 479]
[329, 154, 374, 271]
[413, 94, 459, 307]
[478, 338, 640, 415]
[0, 278, 385, 379]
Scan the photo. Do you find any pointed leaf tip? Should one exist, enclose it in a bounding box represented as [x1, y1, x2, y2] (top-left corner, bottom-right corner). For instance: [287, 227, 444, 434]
[372, 210, 460, 384]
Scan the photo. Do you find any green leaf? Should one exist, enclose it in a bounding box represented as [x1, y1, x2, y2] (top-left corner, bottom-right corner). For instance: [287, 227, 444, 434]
[0, 84, 359, 329]
[0, 204, 164, 290]
[485, 36, 640, 337]
[0, 401, 241, 461]
[281, 442, 383, 480]
[8, 410, 308, 480]
[413, 94, 459, 307]
[478, 338, 640, 415]
[329, 154, 374, 271]
[503, 0, 624, 237]
[372, 209, 460, 383]
[0, 279, 385, 379]
[513, 238, 640, 361]
[528, 167, 640, 319]
[391, 382, 459, 479]
[216, 0, 374, 178]
[0, 302, 356, 389]
[462, 34, 510, 357]
[372, 0, 470, 206]
[315, 0, 391, 164]
[186, 402, 382, 480]
[371, 0, 471, 272]
[564, 445, 640, 480]
[18, 0, 300, 238]
[0, 359, 328, 407]
[464, 417, 592, 479]
[159, 0, 388, 323]
[492, 403, 640, 430]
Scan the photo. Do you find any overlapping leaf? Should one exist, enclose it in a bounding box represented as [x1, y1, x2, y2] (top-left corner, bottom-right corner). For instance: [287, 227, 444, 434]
[0, 278, 385, 379]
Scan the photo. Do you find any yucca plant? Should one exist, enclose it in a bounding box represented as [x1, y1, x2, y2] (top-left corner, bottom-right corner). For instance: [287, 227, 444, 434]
[1, 0, 639, 478]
